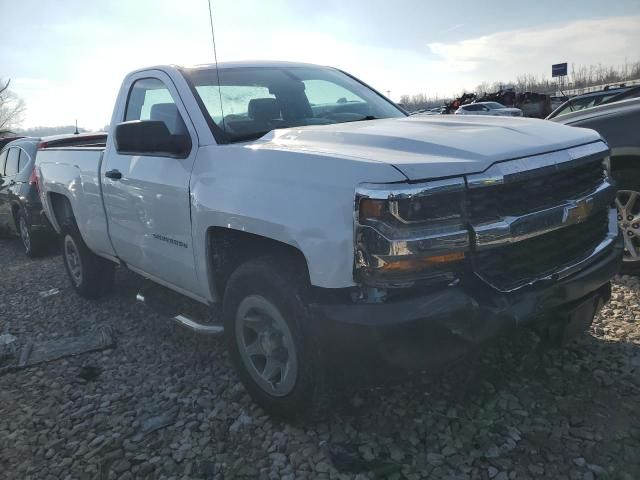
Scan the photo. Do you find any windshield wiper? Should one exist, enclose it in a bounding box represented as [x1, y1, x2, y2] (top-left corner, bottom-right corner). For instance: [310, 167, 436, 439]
[228, 130, 272, 143]
[343, 115, 381, 123]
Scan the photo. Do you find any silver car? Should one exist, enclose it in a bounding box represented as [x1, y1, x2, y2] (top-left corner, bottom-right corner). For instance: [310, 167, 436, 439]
[455, 101, 523, 117]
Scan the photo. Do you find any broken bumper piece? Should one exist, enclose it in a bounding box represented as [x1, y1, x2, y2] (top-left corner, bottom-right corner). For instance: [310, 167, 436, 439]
[308, 238, 621, 385]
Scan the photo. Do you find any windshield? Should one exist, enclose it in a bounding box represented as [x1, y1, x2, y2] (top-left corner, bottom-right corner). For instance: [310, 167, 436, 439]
[183, 65, 405, 143]
[551, 92, 622, 118]
[485, 102, 506, 109]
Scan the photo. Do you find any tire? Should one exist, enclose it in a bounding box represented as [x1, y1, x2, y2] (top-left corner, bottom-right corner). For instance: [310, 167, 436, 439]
[17, 210, 45, 258]
[222, 254, 328, 420]
[61, 221, 115, 299]
[613, 168, 640, 275]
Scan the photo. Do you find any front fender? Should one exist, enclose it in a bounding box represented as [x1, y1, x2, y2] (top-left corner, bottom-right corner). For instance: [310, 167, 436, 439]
[189, 144, 405, 299]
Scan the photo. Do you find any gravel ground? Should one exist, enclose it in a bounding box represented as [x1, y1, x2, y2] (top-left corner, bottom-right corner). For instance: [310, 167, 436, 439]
[1, 236, 639, 480]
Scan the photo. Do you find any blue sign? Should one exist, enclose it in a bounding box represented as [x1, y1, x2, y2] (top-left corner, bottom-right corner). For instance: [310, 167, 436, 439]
[552, 63, 568, 77]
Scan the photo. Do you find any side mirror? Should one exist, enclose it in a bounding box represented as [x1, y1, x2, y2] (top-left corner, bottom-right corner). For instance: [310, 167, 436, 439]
[115, 120, 191, 158]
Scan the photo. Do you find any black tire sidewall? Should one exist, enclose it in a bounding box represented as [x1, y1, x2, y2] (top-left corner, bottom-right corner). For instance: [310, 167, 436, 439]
[223, 256, 322, 419]
[16, 210, 44, 257]
[17, 212, 33, 256]
[61, 223, 114, 298]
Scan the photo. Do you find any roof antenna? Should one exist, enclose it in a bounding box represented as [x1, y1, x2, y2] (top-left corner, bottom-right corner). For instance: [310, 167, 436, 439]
[207, 0, 226, 132]
[74, 120, 79, 135]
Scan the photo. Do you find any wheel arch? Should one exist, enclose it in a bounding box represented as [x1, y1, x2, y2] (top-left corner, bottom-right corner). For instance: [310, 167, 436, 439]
[206, 226, 311, 300]
[10, 202, 20, 225]
[47, 192, 75, 232]
[610, 153, 640, 173]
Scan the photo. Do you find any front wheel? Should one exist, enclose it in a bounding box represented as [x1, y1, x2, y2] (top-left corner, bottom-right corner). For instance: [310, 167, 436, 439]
[223, 255, 327, 419]
[62, 223, 115, 298]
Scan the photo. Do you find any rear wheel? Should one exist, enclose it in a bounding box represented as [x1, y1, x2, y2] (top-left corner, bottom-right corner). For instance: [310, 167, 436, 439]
[61, 222, 115, 298]
[613, 168, 640, 274]
[223, 255, 328, 419]
[17, 210, 45, 257]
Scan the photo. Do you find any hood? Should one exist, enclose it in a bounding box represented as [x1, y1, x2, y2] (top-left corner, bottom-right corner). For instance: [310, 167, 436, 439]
[251, 115, 601, 181]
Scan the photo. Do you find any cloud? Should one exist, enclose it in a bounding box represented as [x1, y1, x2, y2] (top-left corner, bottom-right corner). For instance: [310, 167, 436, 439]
[427, 16, 640, 81]
[7, 3, 640, 128]
[442, 24, 465, 34]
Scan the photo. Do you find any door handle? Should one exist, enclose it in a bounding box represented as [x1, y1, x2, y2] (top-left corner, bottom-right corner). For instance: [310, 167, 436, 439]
[105, 169, 122, 180]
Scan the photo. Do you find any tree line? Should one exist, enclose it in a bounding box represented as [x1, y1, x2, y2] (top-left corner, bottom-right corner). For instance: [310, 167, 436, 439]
[0, 79, 26, 136]
[400, 60, 640, 112]
[3, 59, 640, 133]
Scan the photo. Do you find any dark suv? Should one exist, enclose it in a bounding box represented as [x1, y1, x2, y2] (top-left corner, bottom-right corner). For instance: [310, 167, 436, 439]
[547, 84, 640, 119]
[0, 136, 25, 150]
[0, 133, 107, 256]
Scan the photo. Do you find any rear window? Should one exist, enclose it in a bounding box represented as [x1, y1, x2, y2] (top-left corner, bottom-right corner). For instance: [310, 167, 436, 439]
[0, 150, 7, 175]
[4, 147, 19, 176]
[17, 149, 31, 173]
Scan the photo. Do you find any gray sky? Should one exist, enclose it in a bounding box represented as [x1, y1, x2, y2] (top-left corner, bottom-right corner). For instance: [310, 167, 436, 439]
[1, 0, 639, 129]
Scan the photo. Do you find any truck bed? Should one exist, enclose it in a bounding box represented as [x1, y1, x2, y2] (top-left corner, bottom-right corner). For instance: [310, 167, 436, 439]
[36, 147, 117, 259]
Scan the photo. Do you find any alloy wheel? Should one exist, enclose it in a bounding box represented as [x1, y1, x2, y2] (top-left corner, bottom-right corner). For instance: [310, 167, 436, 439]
[235, 294, 298, 397]
[616, 189, 640, 262]
[64, 235, 83, 286]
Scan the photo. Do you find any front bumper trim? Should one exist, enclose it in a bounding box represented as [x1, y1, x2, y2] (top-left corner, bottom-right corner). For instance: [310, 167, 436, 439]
[310, 238, 621, 377]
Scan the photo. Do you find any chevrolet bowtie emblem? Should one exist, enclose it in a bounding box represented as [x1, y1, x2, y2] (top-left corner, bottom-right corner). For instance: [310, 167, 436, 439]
[564, 198, 593, 224]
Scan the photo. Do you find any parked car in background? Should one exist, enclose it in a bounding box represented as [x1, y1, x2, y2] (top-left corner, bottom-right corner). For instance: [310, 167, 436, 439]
[549, 97, 640, 272]
[0, 133, 107, 256]
[455, 102, 523, 117]
[547, 85, 640, 120]
[422, 107, 443, 115]
[550, 95, 570, 111]
[0, 136, 25, 150]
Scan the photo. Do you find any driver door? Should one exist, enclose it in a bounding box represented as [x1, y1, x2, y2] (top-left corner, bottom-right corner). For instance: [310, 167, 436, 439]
[101, 72, 202, 297]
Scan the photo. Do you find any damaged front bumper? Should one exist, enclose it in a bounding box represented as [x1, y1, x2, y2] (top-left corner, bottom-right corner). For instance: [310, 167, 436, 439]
[308, 236, 621, 385]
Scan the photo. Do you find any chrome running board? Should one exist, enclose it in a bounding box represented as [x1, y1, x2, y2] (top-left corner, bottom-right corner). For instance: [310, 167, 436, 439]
[136, 293, 224, 335]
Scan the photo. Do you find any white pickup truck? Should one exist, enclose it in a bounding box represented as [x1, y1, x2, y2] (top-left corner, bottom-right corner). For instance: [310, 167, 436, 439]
[36, 61, 621, 418]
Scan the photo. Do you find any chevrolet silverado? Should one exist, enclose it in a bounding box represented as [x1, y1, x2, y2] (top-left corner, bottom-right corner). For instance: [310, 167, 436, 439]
[36, 61, 622, 417]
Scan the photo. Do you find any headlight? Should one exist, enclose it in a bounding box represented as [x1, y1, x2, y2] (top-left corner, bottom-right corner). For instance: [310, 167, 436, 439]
[355, 178, 470, 288]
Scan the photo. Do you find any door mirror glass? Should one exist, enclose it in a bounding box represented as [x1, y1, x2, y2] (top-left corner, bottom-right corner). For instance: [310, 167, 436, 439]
[115, 120, 191, 157]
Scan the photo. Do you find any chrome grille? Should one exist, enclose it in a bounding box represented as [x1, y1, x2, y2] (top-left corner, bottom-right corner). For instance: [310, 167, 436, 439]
[467, 142, 616, 292]
[473, 209, 610, 291]
[467, 158, 606, 221]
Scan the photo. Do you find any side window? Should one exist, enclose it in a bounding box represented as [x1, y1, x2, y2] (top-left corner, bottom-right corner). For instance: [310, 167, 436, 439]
[0, 150, 7, 176]
[124, 78, 188, 135]
[4, 148, 19, 176]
